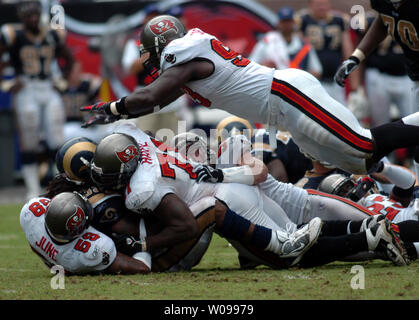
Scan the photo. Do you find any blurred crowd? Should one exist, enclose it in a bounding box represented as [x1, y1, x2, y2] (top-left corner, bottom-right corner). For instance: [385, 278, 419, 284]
[0, 0, 416, 200]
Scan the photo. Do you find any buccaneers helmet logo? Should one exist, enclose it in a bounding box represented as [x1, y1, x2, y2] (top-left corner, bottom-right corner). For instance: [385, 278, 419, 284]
[116, 145, 139, 163]
[150, 19, 178, 36]
[66, 206, 85, 234]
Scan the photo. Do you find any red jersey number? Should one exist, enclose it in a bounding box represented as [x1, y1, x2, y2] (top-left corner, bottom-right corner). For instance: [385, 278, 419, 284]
[366, 196, 401, 221]
[29, 198, 50, 217]
[74, 232, 100, 253]
[151, 138, 197, 180]
[181, 85, 211, 107]
[210, 39, 251, 67]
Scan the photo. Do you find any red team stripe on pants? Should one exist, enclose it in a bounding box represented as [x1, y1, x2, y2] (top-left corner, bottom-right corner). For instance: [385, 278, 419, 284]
[306, 189, 375, 216]
[271, 79, 373, 153]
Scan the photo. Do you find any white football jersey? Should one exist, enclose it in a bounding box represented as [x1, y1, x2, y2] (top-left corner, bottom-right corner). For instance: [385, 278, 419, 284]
[361, 194, 419, 223]
[20, 197, 117, 274]
[160, 28, 275, 123]
[115, 123, 216, 212]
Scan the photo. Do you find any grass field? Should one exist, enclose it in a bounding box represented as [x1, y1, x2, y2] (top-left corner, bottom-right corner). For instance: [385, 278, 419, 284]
[1, 203, 418, 300]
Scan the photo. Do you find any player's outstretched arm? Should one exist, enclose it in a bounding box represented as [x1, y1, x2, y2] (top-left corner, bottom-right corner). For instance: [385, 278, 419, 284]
[80, 60, 213, 127]
[106, 252, 150, 274]
[335, 16, 388, 86]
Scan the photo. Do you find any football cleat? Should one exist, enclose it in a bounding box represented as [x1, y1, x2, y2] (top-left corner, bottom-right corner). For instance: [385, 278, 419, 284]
[366, 219, 409, 266]
[359, 214, 385, 233]
[276, 217, 323, 266]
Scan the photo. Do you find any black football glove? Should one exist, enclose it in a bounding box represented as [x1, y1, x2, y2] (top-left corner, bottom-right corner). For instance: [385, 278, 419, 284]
[111, 233, 146, 256]
[193, 164, 224, 183]
[334, 56, 360, 87]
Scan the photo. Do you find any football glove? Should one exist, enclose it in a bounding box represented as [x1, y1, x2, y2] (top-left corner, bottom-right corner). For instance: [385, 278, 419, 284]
[334, 56, 360, 87]
[193, 164, 224, 183]
[81, 113, 121, 128]
[111, 233, 146, 256]
[80, 101, 112, 114]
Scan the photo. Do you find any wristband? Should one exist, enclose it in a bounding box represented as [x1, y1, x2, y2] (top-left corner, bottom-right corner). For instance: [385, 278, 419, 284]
[351, 48, 366, 63]
[133, 252, 152, 269]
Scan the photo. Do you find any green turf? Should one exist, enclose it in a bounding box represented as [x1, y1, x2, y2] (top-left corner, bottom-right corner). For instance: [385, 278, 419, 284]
[0, 203, 418, 300]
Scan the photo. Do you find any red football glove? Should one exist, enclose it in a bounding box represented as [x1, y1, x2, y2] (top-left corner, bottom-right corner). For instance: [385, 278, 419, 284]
[81, 113, 121, 128]
[80, 101, 112, 115]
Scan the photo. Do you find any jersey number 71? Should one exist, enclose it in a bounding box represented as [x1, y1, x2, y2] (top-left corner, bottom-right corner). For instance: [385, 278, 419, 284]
[151, 138, 197, 180]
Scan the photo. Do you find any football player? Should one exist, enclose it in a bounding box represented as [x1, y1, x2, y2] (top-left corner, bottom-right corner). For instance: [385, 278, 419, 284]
[20, 192, 151, 274]
[81, 15, 419, 178]
[335, 0, 419, 112]
[297, 0, 361, 104]
[318, 173, 419, 261]
[0, 1, 73, 200]
[360, 11, 414, 128]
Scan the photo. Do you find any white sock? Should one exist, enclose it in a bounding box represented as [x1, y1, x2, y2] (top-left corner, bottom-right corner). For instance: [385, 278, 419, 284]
[265, 231, 282, 254]
[381, 163, 415, 189]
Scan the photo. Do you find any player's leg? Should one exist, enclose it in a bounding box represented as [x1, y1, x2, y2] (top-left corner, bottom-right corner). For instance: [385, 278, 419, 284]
[271, 68, 374, 174]
[272, 68, 419, 174]
[44, 89, 65, 157]
[392, 75, 414, 121]
[299, 218, 409, 267]
[14, 87, 42, 199]
[366, 69, 391, 127]
[213, 199, 322, 267]
[302, 189, 372, 224]
[321, 80, 346, 105]
[258, 174, 309, 225]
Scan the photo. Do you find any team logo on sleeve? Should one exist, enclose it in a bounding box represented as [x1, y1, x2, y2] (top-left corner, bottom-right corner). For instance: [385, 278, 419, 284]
[66, 206, 86, 234]
[116, 145, 139, 163]
[150, 19, 178, 39]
